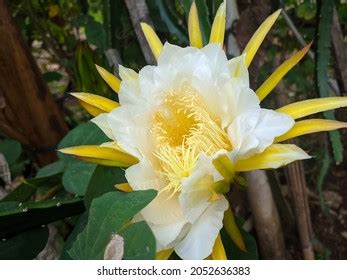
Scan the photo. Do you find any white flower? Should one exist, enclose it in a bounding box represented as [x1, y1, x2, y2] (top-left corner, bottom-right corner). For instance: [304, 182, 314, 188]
[61, 2, 347, 260]
[91, 43, 297, 259]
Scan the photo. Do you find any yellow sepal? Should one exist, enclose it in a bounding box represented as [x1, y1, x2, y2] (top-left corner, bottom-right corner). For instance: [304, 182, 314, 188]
[234, 144, 310, 171]
[276, 97, 347, 120]
[95, 65, 121, 93]
[156, 248, 173, 260]
[209, 0, 226, 45]
[140, 22, 163, 60]
[256, 43, 312, 101]
[188, 1, 203, 48]
[275, 119, 347, 142]
[223, 206, 246, 252]
[70, 92, 119, 117]
[212, 154, 235, 182]
[212, 234, 227, 260]
[115, 183, 133, 193]
[242, 9, 281, 67]
[59, 145, 138, 167]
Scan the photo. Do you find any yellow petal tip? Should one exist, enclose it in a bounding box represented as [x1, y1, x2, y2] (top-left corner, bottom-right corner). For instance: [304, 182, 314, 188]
[95, 64, 121, 93]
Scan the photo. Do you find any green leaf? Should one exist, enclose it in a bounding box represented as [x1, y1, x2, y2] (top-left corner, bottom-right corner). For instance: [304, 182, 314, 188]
[2, 174, 62, 203]
[296, 3, 317, 21]
[2, 182, 36, 203]
[85, 16, 107, 51]
[0, 227, 49, 260]
[60, 212, 88, 260]
[62, 161, 96, 196]
[317, 147, 331, 213]
[316, 0, 343, 164]
[42, 71, 63, 82]
[152, 0, 188, 44]
[120, 221, 156, 260]
[67, 190, 157, 259]
[36, 161, 65, 178]
[221, 217, 258, 260]
[84, 165, 126, 209]
[0, 197, 85, 239]
[0, 201, 18, 212]
[0, 139, 22, 165]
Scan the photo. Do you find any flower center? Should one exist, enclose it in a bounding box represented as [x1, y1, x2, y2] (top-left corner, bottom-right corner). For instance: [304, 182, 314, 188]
[150, 85, 232, 196]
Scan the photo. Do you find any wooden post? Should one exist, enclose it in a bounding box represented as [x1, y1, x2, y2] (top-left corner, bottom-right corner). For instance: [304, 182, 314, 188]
[0, 0, 68, 166]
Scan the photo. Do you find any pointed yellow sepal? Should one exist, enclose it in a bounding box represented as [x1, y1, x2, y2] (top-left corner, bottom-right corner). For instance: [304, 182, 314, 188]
[59, 145, 138, 167]
[188, 1, 203, 48]
[209, 0, 226, 45]
[156, 248, 173, 260]
[275, 119, 347, 143]
[234, 144, 310, 171]
[256, 43, 312, 101]
[223, 206, 246, 252]
[115, 183, 133, 193]
[70, 92, 119, 117]
[276, 97, 347, 120]
[212, 234, 227, 260]
[95, 65, 121, 93]
[140, 22, 163, 60]
[242, 9, 281, 67]
[212, 154, 235, 182]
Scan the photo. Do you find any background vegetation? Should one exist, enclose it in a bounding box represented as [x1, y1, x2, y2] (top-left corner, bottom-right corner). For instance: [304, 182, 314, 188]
[0, 0, 346, 259]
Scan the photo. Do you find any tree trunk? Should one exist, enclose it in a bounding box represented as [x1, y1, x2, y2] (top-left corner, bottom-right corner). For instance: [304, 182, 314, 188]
[0, 0, 68, 166]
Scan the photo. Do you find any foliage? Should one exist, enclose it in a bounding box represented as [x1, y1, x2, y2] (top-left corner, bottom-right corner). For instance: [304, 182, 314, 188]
[67, 190, 156, 259]
[2, 0, 346, 260]
[316, 0, 343, 164]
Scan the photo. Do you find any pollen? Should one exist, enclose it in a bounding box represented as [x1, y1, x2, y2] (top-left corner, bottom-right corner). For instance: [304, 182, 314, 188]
[150, 85, 232, 196]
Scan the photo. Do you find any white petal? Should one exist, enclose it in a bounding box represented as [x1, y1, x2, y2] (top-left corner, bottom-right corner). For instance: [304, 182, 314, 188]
[175, 198, 228, 260]
[228, 54, 249, 87]
[119, 65, 138, 81]
[200, 43, 229, 77]
[149, 220, 187, 249]
[158, 43, 185, 66]
[228, 109, 294, 160]
[222, 80, 260, 126]
[91, 113, 115, 140]
[125, 159, 165, 191]
[107, 105, 153, 159]
[126, 159, 186, 227]
[179, 154, 222, 223]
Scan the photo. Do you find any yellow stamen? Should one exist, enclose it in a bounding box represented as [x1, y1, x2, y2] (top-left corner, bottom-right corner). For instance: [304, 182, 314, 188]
[59, 145, 138, 167]
[115, 183, 133, 192]
[256, 43, 312, 101]
[95, 65, 121, 93]
[276, 97, 347, 120]
[188, 1, 203, 48]
[209, 0, 226, 45]
[223, 206, 246, 252]
[212, 234, 227, 260]
[156, 248, 173, 260]
[70, 92, 119, 117]
[242, 9, 281, 67]
[234, 144, 310, 171]
[151, 86, 232, 195]
[140, 22, 163, 60]
[275, 119, 347, 143]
